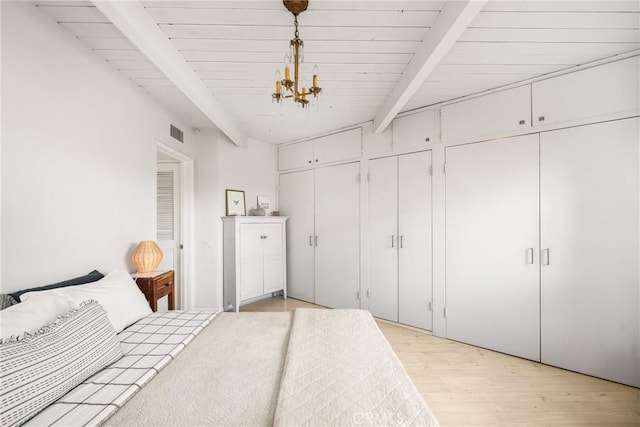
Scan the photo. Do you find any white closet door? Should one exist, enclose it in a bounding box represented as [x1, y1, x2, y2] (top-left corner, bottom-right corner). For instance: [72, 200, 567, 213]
[315, 162, 360, 309]
[368, 156, 398, 321]
[398, 151, 433, 330]
[279, 171, 315, 302]
[446, 134, 540, 361]
[239, 224, 263, 301]
[262, 223, 284, 293]
[540, 118, 639, 387]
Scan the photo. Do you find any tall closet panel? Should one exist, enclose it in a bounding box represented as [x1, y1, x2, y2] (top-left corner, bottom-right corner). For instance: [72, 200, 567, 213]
[367, 151, 433, 329]
[314, 162, 361, 309]
[446, 134, 541, 361]
[540, 118, 640, 387]
[278, 170, 315, 302]
[398, 151, 433, 330]
[368, 157, 399, 321]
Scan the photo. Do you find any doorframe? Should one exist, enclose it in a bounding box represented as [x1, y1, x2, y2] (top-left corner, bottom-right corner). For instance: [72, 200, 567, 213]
[156, 141, 195, 310]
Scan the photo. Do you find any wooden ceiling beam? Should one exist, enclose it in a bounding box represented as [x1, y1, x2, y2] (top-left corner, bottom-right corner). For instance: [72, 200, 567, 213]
[372, 1, 486, 134]
[91, 0, 248, 148]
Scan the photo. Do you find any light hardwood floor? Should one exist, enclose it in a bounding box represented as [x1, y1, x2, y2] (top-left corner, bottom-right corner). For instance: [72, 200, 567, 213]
[242, 297, 640, 426]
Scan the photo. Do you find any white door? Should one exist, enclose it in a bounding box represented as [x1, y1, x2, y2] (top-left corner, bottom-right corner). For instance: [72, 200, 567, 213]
[262, 223, 284, 293]
[239, 224, 263, 300]
[312, 128, 362, 165]
[398, 151, 433, 330]
[368, 156, 399, 321]
[540, 118, 640, 387]
[441, 85, 531, 144]
[392, 109, 436, 150]
[157, 162, 181, 310]
[278, 140, 313, 171]
[446, 134, 540, 361]
[314, 162, 361, 309]
[279, 170, 315, 302]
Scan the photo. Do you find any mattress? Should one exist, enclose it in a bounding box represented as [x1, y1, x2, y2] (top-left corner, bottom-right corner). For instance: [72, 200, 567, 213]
[24, 308, 438, 427]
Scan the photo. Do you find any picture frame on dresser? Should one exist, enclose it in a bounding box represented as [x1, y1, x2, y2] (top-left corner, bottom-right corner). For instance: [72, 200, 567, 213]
[225, 189, 246, 216]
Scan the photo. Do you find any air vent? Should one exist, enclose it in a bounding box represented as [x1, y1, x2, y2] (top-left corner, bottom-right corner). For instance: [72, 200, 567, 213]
[170, 124, 184, 143]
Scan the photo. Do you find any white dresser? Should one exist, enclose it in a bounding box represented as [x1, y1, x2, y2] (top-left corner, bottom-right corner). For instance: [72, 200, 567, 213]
[222, 216, 288, 312]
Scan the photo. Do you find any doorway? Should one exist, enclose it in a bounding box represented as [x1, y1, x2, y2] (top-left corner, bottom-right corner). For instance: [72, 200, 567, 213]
[156, 143, 194, 310]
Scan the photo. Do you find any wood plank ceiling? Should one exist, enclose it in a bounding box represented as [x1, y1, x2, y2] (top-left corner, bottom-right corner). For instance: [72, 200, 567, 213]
[36, 1, 640, 144]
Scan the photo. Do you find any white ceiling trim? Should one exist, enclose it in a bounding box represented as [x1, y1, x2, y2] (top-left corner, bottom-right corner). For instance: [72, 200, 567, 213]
[91, 0, 248, 147]
[372, 0, 486, 135]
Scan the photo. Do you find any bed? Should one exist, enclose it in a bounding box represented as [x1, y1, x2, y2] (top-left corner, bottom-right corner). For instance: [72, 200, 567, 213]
[1, 271, 438, 427]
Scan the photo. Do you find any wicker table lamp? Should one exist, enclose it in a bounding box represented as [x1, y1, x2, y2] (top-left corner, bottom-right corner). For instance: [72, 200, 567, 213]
[131, 241, 163, 273]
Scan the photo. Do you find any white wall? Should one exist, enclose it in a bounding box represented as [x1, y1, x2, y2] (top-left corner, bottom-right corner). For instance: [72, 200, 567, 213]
[191, 129, 277, 309]
[192, 129, 219, 308]
[0, 2, 197, 292]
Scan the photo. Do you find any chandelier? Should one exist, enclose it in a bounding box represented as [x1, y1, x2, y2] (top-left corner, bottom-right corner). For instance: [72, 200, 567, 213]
[272, 0, 321, 109]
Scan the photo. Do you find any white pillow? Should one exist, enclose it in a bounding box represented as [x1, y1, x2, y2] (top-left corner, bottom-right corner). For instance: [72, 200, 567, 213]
[21, 270, 152, 333]
[0, 293, 74, 340]
[0, 300, 123, 426]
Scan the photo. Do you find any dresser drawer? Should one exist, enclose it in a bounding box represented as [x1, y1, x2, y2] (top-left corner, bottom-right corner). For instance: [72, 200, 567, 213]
[155, 273, 173, 297]
[133, 270, 175, 312]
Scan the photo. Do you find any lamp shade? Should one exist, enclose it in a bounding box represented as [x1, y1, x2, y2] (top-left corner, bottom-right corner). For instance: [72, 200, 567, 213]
[131, 241, 163, 273]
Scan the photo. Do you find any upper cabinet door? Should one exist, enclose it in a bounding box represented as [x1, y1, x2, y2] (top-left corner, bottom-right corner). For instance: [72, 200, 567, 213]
[533, 56, 640, 128]
[441, 85, 531, 144]
[278, 140, 313, 171]
[393, 109, 436, 150]
[312, 128, 362, 165]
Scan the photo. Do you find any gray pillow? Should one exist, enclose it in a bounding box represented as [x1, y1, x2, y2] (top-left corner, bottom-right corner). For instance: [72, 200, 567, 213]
[0, 294, 17, 310]
[0, 300, 123, 425]
[9, 270, 104, 302]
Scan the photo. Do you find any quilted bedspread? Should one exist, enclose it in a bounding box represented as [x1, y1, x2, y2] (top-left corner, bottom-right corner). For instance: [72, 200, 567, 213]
[273, 309, 439, 426]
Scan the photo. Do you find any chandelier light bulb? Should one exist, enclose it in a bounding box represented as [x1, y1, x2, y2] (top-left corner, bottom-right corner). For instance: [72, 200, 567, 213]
[312, 64, 319, 89]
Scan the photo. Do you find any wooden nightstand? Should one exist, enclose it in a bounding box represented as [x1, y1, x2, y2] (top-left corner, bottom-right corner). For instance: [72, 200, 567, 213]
[132, 270, 175, 312]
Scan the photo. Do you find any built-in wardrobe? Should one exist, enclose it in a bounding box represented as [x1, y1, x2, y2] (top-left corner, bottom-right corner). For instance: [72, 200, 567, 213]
[441, 56, 639, 387]
[277, 54, 639, 388]
[278, 128, 361, 309]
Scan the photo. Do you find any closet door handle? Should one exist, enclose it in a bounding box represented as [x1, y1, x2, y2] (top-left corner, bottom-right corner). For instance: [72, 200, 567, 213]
[309, 235, 313, 246]
[391, 235, 395, 248]
[542, 249, 550, 266]
[526, 248, 534, 264]
[314, 236, 318, 247]
[399, 235, 404, 249]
